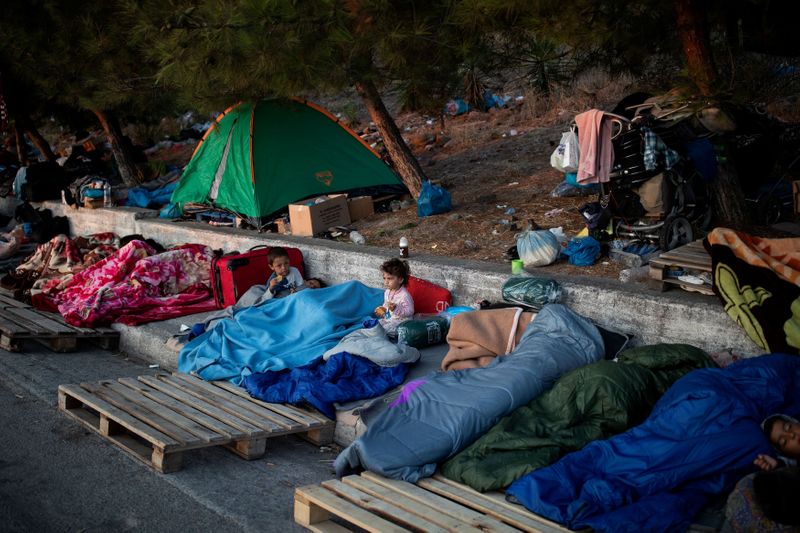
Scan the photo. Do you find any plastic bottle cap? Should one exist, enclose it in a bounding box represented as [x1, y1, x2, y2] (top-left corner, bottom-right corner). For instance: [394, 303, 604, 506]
[399, 237, 408, 247]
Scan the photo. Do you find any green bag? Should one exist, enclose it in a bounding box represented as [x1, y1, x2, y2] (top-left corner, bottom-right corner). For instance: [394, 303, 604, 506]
[501, 277, 562, 310]
[397, 317, 450, 348]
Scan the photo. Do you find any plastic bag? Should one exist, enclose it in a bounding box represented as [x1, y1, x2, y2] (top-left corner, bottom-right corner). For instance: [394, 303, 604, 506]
[417, 180, 452, 217]
[159, 202, 182, 218]
[502, 277, 562, 310]
[550, 130, 580, 173]
[396, 316, 450, 348]
[561, 236, 601, 266]
[516, 230, 560, 267]
[438, 306, 475, 322]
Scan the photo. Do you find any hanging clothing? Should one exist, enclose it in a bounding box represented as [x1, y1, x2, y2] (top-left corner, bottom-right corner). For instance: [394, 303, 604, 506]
[642, 127, 680, 171]
[575, 109, 615, 184]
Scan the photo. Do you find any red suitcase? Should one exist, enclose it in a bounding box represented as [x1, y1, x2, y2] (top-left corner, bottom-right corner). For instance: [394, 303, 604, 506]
[211, 245, 305, 308]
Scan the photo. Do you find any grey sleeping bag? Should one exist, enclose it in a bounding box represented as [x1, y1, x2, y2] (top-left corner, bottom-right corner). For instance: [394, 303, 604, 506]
[334, 304, 605, 482]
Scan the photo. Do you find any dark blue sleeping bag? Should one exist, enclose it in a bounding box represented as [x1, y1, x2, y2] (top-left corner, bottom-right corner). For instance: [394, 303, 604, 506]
[243, 352, 409, 419]
[506, 354, 800, 533]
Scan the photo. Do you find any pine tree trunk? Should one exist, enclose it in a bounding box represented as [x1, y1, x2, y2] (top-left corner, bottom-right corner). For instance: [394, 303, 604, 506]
[710, 141, 751, 227]
[92, 109, 145, 187]
[674, 0, 717, 96]
[354, 79, 424, 198]
[17, 117, 56, 161]
[13, 122, 29, 166]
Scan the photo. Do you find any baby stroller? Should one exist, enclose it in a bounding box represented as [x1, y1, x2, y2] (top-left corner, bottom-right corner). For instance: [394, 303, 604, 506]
[596, 114, 711, 251]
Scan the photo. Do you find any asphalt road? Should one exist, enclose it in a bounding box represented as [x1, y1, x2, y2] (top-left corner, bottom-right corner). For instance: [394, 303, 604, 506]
[0, 344, 339, 532]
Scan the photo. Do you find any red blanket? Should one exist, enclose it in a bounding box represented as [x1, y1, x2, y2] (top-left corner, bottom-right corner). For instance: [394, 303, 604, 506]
[53, 240, 216, 327]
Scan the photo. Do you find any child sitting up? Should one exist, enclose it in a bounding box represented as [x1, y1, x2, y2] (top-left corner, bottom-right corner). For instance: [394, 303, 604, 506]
[267, 247, 305, 298]
[374, 258, 414, 334]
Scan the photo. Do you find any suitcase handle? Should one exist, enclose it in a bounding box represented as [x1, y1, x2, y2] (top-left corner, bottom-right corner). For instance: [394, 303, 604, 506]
[227, 258, 249, 270]
[249, 245, 269, 251]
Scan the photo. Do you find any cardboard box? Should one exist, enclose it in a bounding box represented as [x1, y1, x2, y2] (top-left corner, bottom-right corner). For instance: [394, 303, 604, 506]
[348, 196, 374, 222]
[289, 194, 351, 236]
[793, 181, 800, 215]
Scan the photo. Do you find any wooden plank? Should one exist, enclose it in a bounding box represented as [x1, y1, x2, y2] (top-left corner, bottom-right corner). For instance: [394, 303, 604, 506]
[340, 476, 492, 533]
[0, 313, 30, 336]
[4, 307, 76, 335]
[58, 384, 180, 451]
[169, 373, 303, 433]
[418, 476, 570, 533]
[0, 308, 50, 335]
[37, 311, 95, 334]
[138, 375, 265, 437]
[294, 485, 408, 533]
[118, 377, 248, 440]
[323, 479, 449, 533]
[438, 481, 582, 533]
[102, 381, 228, 444]
[82, 381, 204, 449]
[654, 256, 711, 269]
[0, 293, 29, 308]
[211, 380, 330, 427]
[650, 256, 711, 270]
[360, 472, 519, 533]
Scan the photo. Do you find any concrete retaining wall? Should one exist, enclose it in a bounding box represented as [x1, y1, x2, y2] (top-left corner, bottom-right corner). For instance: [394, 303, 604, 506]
[15, 200, 758, 357]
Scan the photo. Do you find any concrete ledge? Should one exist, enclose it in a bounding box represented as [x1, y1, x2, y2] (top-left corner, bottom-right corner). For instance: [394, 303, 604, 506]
[1, 201, 761, 357]
[15, 204, 756, 357]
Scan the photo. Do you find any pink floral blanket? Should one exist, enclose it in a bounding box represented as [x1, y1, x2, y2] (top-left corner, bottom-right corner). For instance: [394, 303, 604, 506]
[53, 240, 217, 327]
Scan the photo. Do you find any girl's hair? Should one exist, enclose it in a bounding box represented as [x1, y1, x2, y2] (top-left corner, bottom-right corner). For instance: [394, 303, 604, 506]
[305, 277, 327, 288]
[380, 258, 410, 286]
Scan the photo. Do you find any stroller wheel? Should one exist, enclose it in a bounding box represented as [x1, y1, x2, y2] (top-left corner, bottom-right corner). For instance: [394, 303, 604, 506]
[659, 215, 694, 251]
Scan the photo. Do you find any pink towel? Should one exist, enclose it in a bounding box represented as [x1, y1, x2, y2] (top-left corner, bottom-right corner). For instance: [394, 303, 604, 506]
[575, 109, 615, 184]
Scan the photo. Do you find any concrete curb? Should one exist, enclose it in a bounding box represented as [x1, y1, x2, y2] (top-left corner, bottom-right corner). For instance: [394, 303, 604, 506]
[16, 199, 760, 362]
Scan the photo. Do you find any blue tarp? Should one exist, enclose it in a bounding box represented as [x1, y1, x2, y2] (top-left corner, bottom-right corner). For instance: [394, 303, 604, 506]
[244, 352, 409, 419]
[506, 354, 800, 533]
[178, 280, 383, 384]
[334, 304, 605, 482]
[127, 181, 178, 208]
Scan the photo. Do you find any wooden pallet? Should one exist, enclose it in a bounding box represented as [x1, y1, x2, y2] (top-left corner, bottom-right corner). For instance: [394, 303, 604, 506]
[0, 294, 119, 352]
[58, 372, 335, 473]
[294, 472, 580, 533]
[649, 239, 714, 295]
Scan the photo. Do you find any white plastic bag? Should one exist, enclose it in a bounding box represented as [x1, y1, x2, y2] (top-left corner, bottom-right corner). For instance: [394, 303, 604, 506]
[561, 130, 579, 172]
[516, 230, 560, 267]
[550, 130, 580, 173]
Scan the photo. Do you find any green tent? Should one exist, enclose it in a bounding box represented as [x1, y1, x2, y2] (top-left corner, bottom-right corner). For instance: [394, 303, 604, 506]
[171, 98, 404, 227]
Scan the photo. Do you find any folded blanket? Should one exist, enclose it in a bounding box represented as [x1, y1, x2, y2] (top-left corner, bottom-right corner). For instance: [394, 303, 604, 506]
[334, 304, 604, 482]
[244, 353, 410, 419]
[179, 280, 383, 384]
[506, 354, 800, 533]
[442, 308, 535, 371]
[442, 343, 714, 492]
[705, 228, 800, 354]
[323, 323, 420, 366]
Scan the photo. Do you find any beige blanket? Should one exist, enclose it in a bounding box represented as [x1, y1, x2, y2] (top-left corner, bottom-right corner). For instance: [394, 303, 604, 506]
[441, 308, 536, 371]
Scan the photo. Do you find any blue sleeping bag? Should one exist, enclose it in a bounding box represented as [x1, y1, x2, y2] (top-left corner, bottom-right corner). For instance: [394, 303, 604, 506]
[178, 280, 383, 384]
[506, 354, 800, 533]
[244, 353, 409, 419]
[334, 304, 605, 482]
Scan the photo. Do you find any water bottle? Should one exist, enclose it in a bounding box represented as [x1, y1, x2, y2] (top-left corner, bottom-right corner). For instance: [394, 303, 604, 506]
[350, 231, 365, 245]
[399, 236, 409, 258]
[103, 182, 112, 207]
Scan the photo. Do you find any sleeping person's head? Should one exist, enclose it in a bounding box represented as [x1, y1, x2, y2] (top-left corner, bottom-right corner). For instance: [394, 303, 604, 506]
[763, 414, 800, 458]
